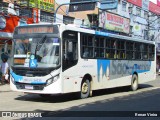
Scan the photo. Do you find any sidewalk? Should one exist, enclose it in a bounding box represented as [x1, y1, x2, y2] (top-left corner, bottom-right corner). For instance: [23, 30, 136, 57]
[0, 84, 11, 92]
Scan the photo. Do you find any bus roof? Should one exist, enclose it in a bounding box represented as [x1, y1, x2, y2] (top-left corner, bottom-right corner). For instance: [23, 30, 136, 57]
[64, 24, 155, 44]
[16, 23, 155, 44]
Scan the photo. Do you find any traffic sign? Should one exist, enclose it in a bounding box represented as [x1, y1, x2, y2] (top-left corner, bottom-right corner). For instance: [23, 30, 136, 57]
[69, 0, 96, 12]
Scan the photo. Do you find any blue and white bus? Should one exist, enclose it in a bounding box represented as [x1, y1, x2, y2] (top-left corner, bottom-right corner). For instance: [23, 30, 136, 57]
[10, 23, 156, 98]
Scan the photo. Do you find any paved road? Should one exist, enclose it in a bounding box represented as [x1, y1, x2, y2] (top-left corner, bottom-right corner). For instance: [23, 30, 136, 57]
[0, 75, 160, 120]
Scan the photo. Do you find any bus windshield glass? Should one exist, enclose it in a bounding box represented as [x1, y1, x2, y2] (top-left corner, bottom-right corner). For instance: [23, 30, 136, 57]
[13, 37, 60, 68]
[13, 25, 60, 68]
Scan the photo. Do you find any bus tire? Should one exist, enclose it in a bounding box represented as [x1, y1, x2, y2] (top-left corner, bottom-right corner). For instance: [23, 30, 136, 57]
[131, 74, 138, 91]
[80, 79, 90, 99]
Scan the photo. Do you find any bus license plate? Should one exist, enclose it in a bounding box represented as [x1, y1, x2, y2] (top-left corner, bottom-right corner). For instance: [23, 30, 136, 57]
[25, 85, 33, 90]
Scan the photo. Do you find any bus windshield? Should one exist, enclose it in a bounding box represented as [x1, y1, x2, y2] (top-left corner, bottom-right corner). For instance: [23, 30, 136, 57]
[13, 36, 60, 68]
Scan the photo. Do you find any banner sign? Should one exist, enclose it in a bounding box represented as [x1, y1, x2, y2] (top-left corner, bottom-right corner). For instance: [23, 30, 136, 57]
[158, 0, 160, 7]
[17, 0, 54, 12]
[149, 1, 160, 15]
[39, 0, 54, 12]
[99, 12, 130, 34]
[127, 0, 142, 7]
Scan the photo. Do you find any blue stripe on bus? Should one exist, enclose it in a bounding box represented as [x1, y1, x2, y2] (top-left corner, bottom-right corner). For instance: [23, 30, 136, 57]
[97, 60, 151, 82]
[10, 70, 46, 84]
[97, 59, 110, 82]
[10, 70, 23, 82]
[95, 31, 110, 36]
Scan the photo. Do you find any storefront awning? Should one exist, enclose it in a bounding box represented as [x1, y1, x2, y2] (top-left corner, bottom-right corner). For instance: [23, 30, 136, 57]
[0, 32, 12, 39]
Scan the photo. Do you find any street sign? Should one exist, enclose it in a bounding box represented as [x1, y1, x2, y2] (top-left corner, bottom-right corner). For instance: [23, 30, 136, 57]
[99, 0, 118, 10]
[69, 0, 96, 12]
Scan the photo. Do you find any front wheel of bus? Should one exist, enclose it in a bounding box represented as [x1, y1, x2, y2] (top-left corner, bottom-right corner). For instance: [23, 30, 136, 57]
[80, 79, 90, 99]
[131, 74, 138, 91]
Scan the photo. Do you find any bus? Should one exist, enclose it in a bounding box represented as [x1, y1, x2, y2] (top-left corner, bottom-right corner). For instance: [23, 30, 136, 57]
[10, 23, 156, 99]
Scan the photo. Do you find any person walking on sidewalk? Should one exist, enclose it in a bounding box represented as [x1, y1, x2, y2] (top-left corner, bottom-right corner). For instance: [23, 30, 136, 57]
[1, 58, 9, 84]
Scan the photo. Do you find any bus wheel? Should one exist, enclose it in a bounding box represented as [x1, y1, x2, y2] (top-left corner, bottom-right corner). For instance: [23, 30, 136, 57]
[131, 74, 138, 91]
[80, 79, 90, 99]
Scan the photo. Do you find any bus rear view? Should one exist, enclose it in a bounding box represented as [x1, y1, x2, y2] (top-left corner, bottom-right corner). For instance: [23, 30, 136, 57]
[10, 24, 62, 95]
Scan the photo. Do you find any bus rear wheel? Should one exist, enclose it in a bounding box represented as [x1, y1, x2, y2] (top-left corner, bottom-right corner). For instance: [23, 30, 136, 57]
[80, 79, 90, 99]
[131, 74, 138, 91]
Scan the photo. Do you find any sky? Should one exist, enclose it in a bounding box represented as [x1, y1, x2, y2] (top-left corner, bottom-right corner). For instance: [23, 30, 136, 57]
[56, 0, 157, 4]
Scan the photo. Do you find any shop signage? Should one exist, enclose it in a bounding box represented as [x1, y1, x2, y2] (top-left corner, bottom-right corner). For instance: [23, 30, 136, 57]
[99, 12, 130, 34]
[127, 0, 142, 7]
[17, 0, 54, 12]
[0, 15, 6, 30]
[149, 1, 160, 15]
[158, 0, 160, 7]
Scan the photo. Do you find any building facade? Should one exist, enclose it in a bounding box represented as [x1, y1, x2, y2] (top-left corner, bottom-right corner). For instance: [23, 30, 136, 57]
[1, 0, 160, 67]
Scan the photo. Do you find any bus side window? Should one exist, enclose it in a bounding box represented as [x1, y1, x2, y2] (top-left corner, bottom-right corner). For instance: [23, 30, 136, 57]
[114, 53, 117, 59]
[106, 53, 109, 58]
[83, 48, 89, 58]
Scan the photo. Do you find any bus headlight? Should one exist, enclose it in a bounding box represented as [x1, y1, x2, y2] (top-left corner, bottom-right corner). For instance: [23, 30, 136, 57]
[11, 76, 15, 84]
[46, 74, 59, 86]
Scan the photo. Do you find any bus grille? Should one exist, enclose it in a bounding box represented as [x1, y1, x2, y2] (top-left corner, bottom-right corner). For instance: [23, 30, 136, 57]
[12, 68, 51, 76]
[15, 82, 45, 90]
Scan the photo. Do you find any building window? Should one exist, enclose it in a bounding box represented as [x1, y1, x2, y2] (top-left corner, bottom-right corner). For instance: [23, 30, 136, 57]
[128, 6, 133, 14]
[144, 30, 148, 40]
[130, 26, 133, 35]
[0, 2, 8, 14]
[122, 1, 127, 12]
[144, 11, 148, 19]
[19, 8, 32, 18]
[136, 7, 141, 17]
[157, 18, 160, 24]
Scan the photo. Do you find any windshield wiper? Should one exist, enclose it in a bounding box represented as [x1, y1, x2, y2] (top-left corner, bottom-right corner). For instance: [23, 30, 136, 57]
[35, 35, 47, 56]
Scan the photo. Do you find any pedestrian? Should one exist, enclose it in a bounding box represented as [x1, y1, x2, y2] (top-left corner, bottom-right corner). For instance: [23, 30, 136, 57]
[1, 58, 9, 84]
[1, 48, 9, 62]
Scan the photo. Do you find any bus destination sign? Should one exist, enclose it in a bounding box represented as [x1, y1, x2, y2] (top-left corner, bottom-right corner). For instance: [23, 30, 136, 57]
[17, 26, 54, 34]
